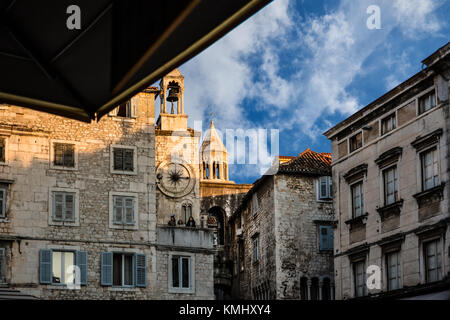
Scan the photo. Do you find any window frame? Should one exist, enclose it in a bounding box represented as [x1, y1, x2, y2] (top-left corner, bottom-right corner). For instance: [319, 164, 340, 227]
[110, 145, 138, 175]
[112, 252, 135, 288]
[49, 140, 78, 171]
[0, 136, 7, 164]
[319, 225, 334, 251]
[168, 252, 195, 294]
[51, 250, 76, 286]
[108, 192, 139, 230]
[109, 96, 139, 119]
[52, 191, 76, 222]
[382, 165, 399, 206]
[418, 89, 437, 115]
[381, 113, 396, 136]
[48, 188, 80, 226]
[251, 193, 259, 217]
[349, 131, 363, 153]
[351, 180, 364, 218]
[253, 236, 259, 263]
[181, 203, 192, 224]
[112, 195, 135, 225]
[0, 187, 6, 219]
[420, 147, 440, 192]
[353, 259, 367, 297]
[423, 238, 443, 284]
[385, 250, 401, 291]
[318, 176, 332, 201]
[0, 247, 6, 284]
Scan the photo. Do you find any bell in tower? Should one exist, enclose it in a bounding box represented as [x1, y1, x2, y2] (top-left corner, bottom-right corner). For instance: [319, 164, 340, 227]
[166, 85, 179, 114]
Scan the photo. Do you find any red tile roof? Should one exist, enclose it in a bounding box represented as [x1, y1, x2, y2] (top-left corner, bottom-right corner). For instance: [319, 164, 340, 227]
[278, 148, 331, 175]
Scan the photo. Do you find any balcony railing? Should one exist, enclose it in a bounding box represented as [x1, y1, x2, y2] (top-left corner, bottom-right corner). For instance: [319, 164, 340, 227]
[156, 225, 214, 249]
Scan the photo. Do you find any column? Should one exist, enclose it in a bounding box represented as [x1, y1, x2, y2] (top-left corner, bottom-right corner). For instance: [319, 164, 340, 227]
[319, 280, 323, 300]
[209, 162, 213, 180]
[307, 279, 311, 301]
[181, 88, 184, 114]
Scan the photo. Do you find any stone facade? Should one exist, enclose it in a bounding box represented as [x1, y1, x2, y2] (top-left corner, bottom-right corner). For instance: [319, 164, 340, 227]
[0, 69, 215, 299]
[229, 150, 335, 300]
[324, 42, 450, 299]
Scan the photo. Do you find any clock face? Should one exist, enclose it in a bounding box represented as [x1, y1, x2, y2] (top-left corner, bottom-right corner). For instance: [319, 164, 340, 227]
[156, 160, 195, 198]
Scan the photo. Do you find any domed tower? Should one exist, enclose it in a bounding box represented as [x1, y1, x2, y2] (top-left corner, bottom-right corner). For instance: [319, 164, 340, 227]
[200, 121, 229, 181]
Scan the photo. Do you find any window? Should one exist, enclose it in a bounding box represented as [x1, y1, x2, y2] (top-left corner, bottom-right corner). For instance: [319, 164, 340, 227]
[182, 203, 192, 224]
[322, 277, 331, 300]
[0, 248, 5, 283]
[351, 181, 364, 218]
[252, 193, 259, 216]
[419, 91, 436, 114]
[383, 166, 398, 205]
[350, 132, 362, 152]
[113, 253, 134, 287]
[113, 196, 135, 225]
[113, 147, 134, 172]
[318, 176, 332, 200]
[52, 192, 75, 222]
[51, 251, 75, 285]
[319, 225, 333, 251]
[100, 252, 146, 287]
[109, 97, 138, 118]
[0, 188, 6, 218]
[40, 250, 87, 285]
[0, 138, 5, 163]
[53, 143, 75, 167]
[171, 256, 191, 289]
[381, 114, 396, 135]
[386, 251, 401, 291]
[354, 260, 366, 297]
[424, 239, 442, 283]
[310, 277, 319, 300]
[421, 148, 439, 191]
[253, 236, 259, 262]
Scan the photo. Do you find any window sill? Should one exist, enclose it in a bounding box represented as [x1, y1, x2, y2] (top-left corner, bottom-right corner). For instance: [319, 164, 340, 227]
[0, 218, 9, 223]
[112, 117, 137, 123]
[108, 287, 139, 292]
[376, 199, 404, 220]
[169, 287, 195, 294]
[109, 224, 138, 231]
[110, 170, 137, 176]
[413, 183, 445, 204]
[345, 213, 368, 227]
[49, 221, 79, 227]
[49, 165, 78, 171]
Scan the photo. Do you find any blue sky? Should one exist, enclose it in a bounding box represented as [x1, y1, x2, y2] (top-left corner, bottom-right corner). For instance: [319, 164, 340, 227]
[175, 0, 450, 184]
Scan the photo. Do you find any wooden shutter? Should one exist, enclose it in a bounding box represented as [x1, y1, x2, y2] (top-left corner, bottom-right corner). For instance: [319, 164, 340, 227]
[124, 149, 134, 171]
[39, 249, 52, 284]
[125, 198, 134, 224]
[131, 97, 139, 118]
[54, 143, 64, 165]
[0, 189, 5, 218]
[319, 177, 328, 199]
[113, 148, 123, 170]
[327, 226, 333, 250]
[101, 252, 113, 286]
[65, 193, 75, 221]
[319, 226, 328, 250]
[135, 253, 146, 287]
[76, 251, 88, 285]
[53, 192, 64, 220]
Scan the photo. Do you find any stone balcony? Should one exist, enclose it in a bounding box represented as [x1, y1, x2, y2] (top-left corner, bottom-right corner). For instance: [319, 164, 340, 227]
[156, 225, 214, 250]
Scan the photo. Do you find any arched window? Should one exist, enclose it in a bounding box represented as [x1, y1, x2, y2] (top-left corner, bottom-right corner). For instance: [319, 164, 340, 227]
[182, 203, 192, 223]
[322, 277, 331, 300]
[300, 277, 308, 300]
[216, 162, 220, 179]
[310, 277, 319, 300]
[206, 163, 210, 179]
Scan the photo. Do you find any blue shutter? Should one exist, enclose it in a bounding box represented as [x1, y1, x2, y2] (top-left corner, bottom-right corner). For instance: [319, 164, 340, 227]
[101, 252, 113, 286]
[319, 226, 327, 250]
[76, 251, 88, 285]
[327, 226, 334, 250]
[135, 253, 146, 287]
[39, 249, 52, 284]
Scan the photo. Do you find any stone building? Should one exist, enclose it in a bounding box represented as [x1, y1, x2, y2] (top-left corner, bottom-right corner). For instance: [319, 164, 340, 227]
[324, 42, 450, 299]
[199, 121, 252, 299]
[228, 149, 335, 300]
[0, 69, 214, 299]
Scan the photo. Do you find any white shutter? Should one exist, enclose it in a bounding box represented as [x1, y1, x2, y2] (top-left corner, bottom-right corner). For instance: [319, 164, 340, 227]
[108, 107, 118, 116]
[131, 97, 139, 118]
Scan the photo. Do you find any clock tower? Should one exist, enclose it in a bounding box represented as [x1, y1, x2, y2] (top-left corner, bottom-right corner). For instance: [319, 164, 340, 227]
[155, 69, 201, 225]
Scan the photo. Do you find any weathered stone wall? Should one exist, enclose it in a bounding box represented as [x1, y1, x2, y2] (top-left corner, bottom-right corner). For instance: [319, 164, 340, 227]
[274, 173, 334, 299]
[330, 73, 450, 299]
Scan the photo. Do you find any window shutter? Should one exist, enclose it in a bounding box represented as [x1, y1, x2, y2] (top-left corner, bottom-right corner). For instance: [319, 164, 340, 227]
[327, 226, 333, 250]
[65, 194, 75, 221]
[64, 145, 75, 167]
[319, 177, 328, 199]
[76, 251, 88, 285]
[0, 189, 5, 218]
[108, 107, 118, 116]
[131, 97, 139, 118]
[114, 196, 123, 223]
[0, 248, 5, 283]
[125, 198, 134, 224]
[39, 249, 52, 284]
[124, 149, 134, 171]
[53, 193, 63, 220]
[101, 252, 113, 286]
[113, 148, 123, 170]
[135, 253, 146, 287]
[319, 226, 327, 250]
[327, 176, 332, 199]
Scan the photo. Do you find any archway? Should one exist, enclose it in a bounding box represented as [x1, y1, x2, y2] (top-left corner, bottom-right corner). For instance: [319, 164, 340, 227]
[207, 206, 226, 245]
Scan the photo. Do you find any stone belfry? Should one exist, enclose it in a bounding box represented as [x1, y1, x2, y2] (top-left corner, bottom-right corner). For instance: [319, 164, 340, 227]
[157, 68, 187, 131]
[201, 121, 229, 181]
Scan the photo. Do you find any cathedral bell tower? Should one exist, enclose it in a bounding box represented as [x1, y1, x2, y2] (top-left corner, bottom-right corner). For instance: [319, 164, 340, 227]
[200, 121, 229, 181]
[156, 69, 188, 131]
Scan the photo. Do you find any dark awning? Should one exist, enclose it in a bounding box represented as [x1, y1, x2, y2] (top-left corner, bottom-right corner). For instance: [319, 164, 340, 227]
[0, 0, 270, 122]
